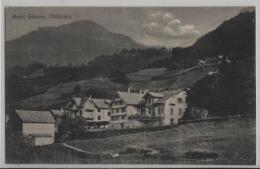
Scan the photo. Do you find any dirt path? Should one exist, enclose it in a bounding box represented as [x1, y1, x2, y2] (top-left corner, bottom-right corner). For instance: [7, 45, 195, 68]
[61, 143, 98, 156]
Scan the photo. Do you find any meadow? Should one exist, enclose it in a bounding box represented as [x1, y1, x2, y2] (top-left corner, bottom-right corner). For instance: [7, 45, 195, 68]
[6, 118, 255, 165]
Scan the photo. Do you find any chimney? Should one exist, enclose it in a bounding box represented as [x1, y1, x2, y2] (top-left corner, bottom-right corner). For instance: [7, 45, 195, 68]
[128, 87, 131, 93]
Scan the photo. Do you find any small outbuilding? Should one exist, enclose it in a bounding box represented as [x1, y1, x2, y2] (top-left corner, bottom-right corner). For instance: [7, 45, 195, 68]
[50, 109, 65, 132]
[13, 110, 56, 146]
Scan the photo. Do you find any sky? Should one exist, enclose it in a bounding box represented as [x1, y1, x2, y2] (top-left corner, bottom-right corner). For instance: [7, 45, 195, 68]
[5, 7, 245, 47]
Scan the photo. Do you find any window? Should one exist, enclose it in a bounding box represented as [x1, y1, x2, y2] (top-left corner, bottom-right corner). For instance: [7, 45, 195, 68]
[148, 108, 152, 115]
[97, 108, 101, 112]
[170, 107, 174, 115]
[98, 115, 101, 120]
[121, 107, 125, 112]
[158, 107, 164, 114]
[177, 98, 183, 103]
[146, 98, 152, 104]
[116, 108, 119, 113]
[178, 108, 182, 116]
[108, 112, 111, 116]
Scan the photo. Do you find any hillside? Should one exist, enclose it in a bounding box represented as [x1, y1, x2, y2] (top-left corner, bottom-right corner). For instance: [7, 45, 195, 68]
[127, 65, 218, 91]
[185, 58, 255, 117]
[155, 11, 255, 68]
[14, 77, 127, 109]
[13, 64, 218, 109]
[7, 10, 255, 110]
[192, 11, 255, 60]
[6, 48, 171, 104]
[5, 20, 145, 68]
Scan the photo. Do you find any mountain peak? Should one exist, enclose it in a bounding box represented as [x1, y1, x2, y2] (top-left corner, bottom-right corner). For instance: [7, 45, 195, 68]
[39, 20, 107, 34]
[58, 20, 104, 29]
[6, 19, 145, 68]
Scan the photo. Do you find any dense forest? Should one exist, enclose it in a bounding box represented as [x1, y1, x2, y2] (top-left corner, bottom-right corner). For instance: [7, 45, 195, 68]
[185, 57, 255, 117]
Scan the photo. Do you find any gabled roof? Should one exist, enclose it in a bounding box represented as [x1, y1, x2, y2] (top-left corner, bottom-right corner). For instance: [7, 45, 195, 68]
[144, 91, 164, 98]
[15, 110, 56, 123]
[117, 91, 143, 105]
[79, 97, 88, 107]
[155, 89, 185, 104]
[73, 97, 82, 106]
[66, 97, 87, 108]
[50, 109, 65, 117]
[92, 99, 110, 109]
[104, 99, 111, 105]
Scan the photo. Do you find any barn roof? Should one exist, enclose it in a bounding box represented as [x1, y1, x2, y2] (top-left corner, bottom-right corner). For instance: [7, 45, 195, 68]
[50, 109, 65, 117]
[117, 91, 143, 105]
[15, 110, 56, 123]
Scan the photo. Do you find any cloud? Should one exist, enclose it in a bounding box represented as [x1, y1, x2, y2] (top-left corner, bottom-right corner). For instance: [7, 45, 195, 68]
[142, 11, 200, 40]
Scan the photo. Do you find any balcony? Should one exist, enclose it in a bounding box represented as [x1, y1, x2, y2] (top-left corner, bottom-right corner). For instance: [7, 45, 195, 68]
[110, 112, 127, 116]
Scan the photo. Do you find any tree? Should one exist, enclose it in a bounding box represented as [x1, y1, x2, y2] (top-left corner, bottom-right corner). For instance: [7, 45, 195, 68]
[73, 85, 81, 94]
[186, 59, 255, 117]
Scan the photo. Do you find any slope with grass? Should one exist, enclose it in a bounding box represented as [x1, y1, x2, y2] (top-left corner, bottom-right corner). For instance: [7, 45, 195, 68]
[65, 118, 254, 164]
[6, 118, 255, 164]
[14, 64, 218, 109]
[128, 64, 219, 91]
[15, 77, 127, 109]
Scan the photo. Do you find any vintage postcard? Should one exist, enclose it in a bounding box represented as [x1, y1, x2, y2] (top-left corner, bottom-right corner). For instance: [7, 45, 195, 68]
[1, 1, 258, 168]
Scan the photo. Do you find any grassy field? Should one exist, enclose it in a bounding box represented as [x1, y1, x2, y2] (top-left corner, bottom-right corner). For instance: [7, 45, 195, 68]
[128, 64, 219, 91]
[6, 118, 255, 165]
[66, 117, 255, 165]
[16, 77, 127, 109]
[127, 67, 167, 82]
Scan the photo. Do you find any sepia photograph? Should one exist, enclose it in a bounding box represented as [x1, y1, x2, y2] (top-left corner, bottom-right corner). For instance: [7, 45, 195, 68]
[3, 5, 256, 166]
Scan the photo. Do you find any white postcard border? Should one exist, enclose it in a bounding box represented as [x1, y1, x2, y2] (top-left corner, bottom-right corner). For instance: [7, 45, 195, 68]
[1, 0, 259, 168]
